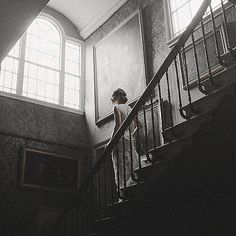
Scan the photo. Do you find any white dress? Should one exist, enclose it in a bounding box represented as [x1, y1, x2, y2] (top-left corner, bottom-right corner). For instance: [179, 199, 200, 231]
[111, 104, 139, 189]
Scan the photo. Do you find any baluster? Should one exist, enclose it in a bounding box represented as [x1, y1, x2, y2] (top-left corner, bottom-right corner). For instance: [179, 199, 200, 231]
[158, 82, 166, 139]
[115, 143, 121, 199]
[122, 134, 127, 189]
[135, 113, 142, 169]
[142, 105, 151, 161]
[220, 0, 236, 58]
[110, 163, 115, 205]
[165, 70, 174, 127]
[178, 53, 191, 119]
[182, 47, 192, 107]
[191, 33, 208, 94]
[174, 58, 183, 111]
[210, 5, 229, 67]
[182, 47, 198, 116]
[128, 125, 134, 180]
[200, 19, 215, 86]
[103, 159, 107, 208]
[150, 98, 157, 149]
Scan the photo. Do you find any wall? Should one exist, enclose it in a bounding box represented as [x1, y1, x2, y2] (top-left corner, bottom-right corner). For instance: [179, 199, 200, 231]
[0, 0, 50, 63]
[0, 7, 90, 236]
[85, 0, 169, 155]
[0, 95, 91, 235]
[43, 6, 84, 40]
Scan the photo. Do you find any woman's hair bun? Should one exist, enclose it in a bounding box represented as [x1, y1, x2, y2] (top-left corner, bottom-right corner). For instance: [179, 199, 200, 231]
[112, 88, 128, 103]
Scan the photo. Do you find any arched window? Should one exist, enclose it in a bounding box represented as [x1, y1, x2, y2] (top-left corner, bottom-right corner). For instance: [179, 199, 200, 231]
[0, 15, 83, 111]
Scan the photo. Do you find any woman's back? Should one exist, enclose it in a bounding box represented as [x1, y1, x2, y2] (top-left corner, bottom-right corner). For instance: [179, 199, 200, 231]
[114, 103, 135, 139]
[114, 103, 131, 123]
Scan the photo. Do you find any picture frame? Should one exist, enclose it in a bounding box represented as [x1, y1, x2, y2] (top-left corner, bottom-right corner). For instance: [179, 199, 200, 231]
[19, 148, 79, 194]
[93, 9, 147, 125]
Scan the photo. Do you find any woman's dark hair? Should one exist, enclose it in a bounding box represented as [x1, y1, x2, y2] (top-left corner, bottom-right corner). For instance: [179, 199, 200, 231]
[112, 88, 128, 104]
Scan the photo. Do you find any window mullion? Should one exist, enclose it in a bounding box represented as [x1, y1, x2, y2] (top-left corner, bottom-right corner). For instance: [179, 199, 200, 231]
[16, 33, 27, 96]
[59, 37, 65, 106]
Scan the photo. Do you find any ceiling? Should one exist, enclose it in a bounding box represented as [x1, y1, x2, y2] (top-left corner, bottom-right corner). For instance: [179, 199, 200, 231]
[47, 0, 127, 39]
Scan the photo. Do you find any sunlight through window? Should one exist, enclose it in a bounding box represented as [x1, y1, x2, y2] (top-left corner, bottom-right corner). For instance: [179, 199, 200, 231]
[0, 16, 83, 111]
[23, 18, 61, 104]
[64, 41, 81, 109]
[169, 0, 228, 36]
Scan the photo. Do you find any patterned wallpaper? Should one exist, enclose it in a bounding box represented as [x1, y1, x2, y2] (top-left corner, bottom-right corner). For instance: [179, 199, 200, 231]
[0, 95, 91, 235]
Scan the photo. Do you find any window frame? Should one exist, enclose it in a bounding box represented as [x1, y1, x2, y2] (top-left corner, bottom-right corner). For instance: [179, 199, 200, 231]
[0, 12, 85, 114]
[165, 0, 231, 47]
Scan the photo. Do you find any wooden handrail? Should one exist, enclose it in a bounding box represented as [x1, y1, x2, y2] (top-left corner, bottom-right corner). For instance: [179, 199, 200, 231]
[54, 0, 212, 228]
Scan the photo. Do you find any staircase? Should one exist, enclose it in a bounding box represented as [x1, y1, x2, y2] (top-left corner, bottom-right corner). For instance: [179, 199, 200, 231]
[53, 0, 236, 235]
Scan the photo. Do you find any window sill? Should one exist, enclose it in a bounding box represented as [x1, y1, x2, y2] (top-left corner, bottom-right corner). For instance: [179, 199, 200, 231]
[0, 91, 84, 115]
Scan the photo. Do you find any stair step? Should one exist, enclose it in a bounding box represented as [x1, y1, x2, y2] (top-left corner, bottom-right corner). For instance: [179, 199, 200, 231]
[121, 183, 146, 200]
[164, 111, 212, 141]
[106, 199, 139, 215]
[134, 162, 167, 182]
[149, 136, 192, 162]
[94, 217, 115, 232]
[181, 80, 236, 119]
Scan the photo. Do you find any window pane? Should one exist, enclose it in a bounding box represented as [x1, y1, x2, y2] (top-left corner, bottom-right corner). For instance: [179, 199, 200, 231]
[65, 41, 81, 76]
[0, 57, 19, 94]
[23, 62, 59, 104]
[64, 41, 82, 109]
[171, 0, 188, 12]
[25, 18, 61, 70]
[176, 3, 191, 34]
[170, 0, 228, 36]
[64, 73, 80, 109]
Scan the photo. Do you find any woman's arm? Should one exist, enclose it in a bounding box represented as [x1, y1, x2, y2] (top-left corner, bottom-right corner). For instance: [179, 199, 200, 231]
[112, 106, 121, 137]
[134, 115, 143, 129]
[132, 115, 143, 136]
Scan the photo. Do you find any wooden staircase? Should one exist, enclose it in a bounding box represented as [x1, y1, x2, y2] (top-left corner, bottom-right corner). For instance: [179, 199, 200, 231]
[98, 88, 236, 235]
[53, 1, 236, 235]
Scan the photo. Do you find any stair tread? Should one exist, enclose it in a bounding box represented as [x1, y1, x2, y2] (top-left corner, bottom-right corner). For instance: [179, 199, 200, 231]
[149, 136, 191, 154]
[95, 217, 115, 223]
[106, 199, 137, 211]
[134, 162, 162, 174]
[181, 82, 235, 112]
[164, 110, 212, 139]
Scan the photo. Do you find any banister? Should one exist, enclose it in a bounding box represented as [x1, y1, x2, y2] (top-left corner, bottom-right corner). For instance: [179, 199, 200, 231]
[54, 0, 212, 230]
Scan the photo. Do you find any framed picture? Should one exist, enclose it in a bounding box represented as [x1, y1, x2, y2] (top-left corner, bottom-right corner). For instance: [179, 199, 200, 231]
[93, 9, 147, 125]
[19, 148, 79, 193]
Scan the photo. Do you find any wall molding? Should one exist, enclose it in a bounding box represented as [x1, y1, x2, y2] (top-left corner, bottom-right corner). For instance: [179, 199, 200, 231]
[80, 0, 128, 39]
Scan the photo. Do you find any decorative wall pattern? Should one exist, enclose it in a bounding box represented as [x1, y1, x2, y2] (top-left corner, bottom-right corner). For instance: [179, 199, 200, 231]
[0, 95, 91, 235]
[0, 96, 89, 147]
